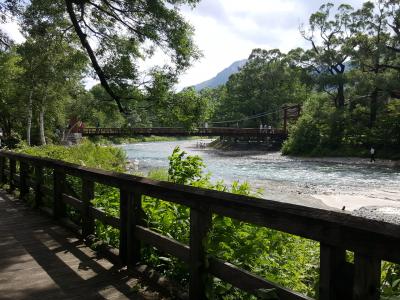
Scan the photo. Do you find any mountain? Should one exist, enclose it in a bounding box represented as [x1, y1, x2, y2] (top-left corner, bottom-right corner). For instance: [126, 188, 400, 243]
[192, 59, 247, 91]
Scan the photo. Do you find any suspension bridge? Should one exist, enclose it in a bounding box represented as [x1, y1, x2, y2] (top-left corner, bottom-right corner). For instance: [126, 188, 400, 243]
[79, 104, 301, 144]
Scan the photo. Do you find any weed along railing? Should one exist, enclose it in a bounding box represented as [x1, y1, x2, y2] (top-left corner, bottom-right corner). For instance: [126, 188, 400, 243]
[1, 151, 400, 300]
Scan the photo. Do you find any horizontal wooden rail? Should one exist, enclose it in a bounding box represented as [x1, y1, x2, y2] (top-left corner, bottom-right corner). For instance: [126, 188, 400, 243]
[208, 257, 312, 300]
[0, 150, 396, 300]
[62, 194, 84, 212]
[90, 206, 120, 229]
[81, 127, 288, 138]
[135, 225, 190, 263]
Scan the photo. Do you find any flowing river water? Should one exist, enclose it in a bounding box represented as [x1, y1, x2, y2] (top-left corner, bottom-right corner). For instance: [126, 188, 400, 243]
[122, 139, 400, 221]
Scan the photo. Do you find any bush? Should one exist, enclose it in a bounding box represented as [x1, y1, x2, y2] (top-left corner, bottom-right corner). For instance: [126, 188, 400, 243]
[141, 147, 319, 298]
[17, 140, 127, 172]
[282, 94, 333, 155]
[283, 95, 400, 159]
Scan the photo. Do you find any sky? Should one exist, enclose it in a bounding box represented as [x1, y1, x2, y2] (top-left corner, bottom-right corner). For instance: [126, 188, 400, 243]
[176, 0, 365, 89]
[0, 0, 366, 90]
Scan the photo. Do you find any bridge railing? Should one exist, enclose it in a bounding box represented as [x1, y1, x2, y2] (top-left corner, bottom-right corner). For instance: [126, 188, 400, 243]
[81, 127, 288, 137]
[0, 150, 398, 300]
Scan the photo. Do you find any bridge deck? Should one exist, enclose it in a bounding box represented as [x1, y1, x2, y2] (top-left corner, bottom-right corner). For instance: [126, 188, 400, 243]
[0, 191, 167, 300]
[81, 127, 288, 139]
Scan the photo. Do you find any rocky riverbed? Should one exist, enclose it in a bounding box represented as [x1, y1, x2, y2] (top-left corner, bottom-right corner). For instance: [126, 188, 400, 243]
[123, 139, 400, 223]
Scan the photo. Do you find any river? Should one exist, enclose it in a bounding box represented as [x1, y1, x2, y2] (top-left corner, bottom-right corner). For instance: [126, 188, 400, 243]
[122, 139, 400, 218]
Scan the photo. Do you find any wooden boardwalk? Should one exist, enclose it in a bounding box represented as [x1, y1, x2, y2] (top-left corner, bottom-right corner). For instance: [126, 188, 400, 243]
[0, 191, 168, 300]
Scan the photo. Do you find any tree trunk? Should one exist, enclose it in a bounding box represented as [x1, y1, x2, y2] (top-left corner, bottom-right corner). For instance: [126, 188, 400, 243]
[26, 89, 33, 146]
[39, 104, 46, 145]
[337, 79, 345, 108]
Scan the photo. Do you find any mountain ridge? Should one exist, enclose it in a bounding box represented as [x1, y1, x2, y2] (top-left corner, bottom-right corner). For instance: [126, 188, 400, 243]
[191, 59, 247, 91]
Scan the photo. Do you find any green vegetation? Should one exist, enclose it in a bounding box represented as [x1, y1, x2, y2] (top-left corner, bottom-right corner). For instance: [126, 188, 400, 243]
[14, 142, 400, 298]
[17, 141, 127, 171]
[1, 1, 399, 158]
[17, 142, 319, 298]
[204, 2, 400, 158]
[0, 0, 207, 148]
[0, 0, 399, 298]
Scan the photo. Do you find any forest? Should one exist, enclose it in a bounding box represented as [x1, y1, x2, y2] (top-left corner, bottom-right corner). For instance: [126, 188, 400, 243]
[1, 1, 400, 299]
[1, 0, 400, 158]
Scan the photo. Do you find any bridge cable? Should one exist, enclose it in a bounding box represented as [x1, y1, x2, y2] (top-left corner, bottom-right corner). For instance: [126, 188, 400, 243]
[209, 109, 283, 125]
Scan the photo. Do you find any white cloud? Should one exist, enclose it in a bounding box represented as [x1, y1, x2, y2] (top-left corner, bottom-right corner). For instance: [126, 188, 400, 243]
[0, 22, 24, 43]
[0, 0, 366, 91]
[176, 0, 365, 89]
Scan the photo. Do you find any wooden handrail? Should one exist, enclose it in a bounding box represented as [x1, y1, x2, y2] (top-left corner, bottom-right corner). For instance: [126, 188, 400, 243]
[80, 127, 289, 137]
[0, 150, 392, 300]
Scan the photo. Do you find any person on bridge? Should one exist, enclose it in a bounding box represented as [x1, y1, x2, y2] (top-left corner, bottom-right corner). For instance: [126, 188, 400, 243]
[370, 147, 376, 162]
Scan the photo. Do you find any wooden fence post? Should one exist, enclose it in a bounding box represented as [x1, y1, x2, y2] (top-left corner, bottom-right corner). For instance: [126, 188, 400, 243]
[9, 159, 16, 192]
[353, 254, 381, 300]
[120, 189, 143, 267]
[319, 244, 353, 300]
[127, 192, 142, 268]
[119, 189, 130, 264]
[19, 162, 29, 200]
[53, 170, 66, 219]
[34, 167, 43, 208]
[0, 156, 5, 185]
[189, 207, 212, 300]
[82, 179, 95, 239]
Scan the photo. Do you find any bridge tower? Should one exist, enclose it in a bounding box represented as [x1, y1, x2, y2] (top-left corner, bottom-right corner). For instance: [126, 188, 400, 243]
[282, 104, 301, 132]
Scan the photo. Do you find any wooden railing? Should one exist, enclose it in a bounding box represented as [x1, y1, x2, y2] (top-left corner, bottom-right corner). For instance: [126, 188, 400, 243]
[81, 127, 288, 138]
[0, 150, 399, 300]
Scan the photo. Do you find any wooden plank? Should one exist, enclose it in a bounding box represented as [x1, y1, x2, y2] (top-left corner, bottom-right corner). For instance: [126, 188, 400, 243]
[208, 257, 312, 300]
[127, 192, 143, 268]
[62, 193, 84, 212]
[189, 208, 211, 300]
[89, 206, 120, 228]
[53, 170, 66, 219]
[319, 244, 353, 300]
[59, 217, 81, 234]
[81, 179, 95, 238]
[39, 206, 54, 217]
[353, 254, 381, 300]
[135, 225, 190, 263]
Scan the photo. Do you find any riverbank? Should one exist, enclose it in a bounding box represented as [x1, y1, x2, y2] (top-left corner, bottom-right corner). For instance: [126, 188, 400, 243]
[89, 135, 203, 145]
[124, 139, 400, 223]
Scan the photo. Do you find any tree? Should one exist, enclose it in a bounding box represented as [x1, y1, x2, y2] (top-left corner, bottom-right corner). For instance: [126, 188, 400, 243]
[1, 0, 201, 113]
[0, 0, 19, 49]
[300, 3, 356, 108]
[9, 0, 199, 113]
[351, 0, 393, 127]
[214, 49, 309, 127]
[17, 16, 87, 144]
[0, 49, 24, 145]
[168, 88, 212, 130]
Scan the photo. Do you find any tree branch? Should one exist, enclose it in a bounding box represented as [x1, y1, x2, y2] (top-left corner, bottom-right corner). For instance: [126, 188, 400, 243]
[65, 0, 125, 113]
